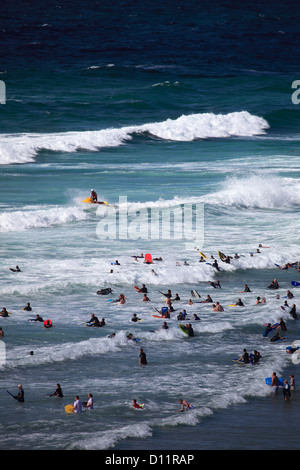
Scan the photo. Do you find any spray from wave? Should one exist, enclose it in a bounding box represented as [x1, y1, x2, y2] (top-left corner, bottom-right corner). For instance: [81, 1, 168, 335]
[0, 111, 269, 165]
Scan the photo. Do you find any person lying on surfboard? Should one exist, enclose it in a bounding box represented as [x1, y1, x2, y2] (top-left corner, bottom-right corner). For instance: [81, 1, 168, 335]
[177, 399, 192, 412]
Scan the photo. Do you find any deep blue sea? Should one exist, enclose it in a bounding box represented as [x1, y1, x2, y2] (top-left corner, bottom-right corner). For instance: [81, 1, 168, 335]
[1, 0, 300, 452]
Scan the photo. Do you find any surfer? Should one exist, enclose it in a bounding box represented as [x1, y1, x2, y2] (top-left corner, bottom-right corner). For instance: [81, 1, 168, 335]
[270, 332, 283, 342]
[177, 399, 192, 412]
[90, 189, 97, 202]
[212, 260, 220, 271]
[136, 284, 147, 293]
[15, 384, 24, 402]
[132, 399, 144, 409]
[278, 318, 287, 331]
[73, 396, 82, 413]
[165, 298, 174, 311]
[289, 304, 298, 319]
[97, 288, 112, 295]
[29, 314, 43, 322]
[142, 293, 151, 302]
[10, 265, 21, 272]
[0, 307, 9, 317]
[271, 372, 279, 388]
[252, 350, 262, 364]
[212, 302, 224, 312]
[289, 374, 295, 391]
[23, 302, 32, 311]
[193, 314, 201, 321]
[50, 383, 64, 398]
[131, 313, 141, 322]
[268, 278, 279, 289]
[201, 295, 213, 303]
[209, 281, 221, 289]
[185, 323, 194, 337]
[282, 380, 291, 401]
[139, 348, 147, 366]
[43, 319, 53, 328]
[86, 313, 102, 326]
[118, 294, 126, 304]
[237, 349, 250, 364]
[127, 333, 138, 342]
[161, 289, 172, 298]
[83, 393, 94, 409]
[264, 323, 273, 336]
[177, 310, 187, 320]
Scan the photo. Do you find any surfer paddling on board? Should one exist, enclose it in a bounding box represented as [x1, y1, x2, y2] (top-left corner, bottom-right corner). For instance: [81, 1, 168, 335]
[132, 399, 144, 409]
[177, 399, 192, 412]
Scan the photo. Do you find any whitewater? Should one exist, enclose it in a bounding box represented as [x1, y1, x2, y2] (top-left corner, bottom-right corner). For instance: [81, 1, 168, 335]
[0, 111, 269, 165]
[1, 1, 300, 451]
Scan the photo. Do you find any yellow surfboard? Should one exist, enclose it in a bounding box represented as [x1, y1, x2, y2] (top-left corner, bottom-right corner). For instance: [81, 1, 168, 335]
[199, 251, 208, 259]
[82, 197, 109, 205]
[65, 404, 74, 414]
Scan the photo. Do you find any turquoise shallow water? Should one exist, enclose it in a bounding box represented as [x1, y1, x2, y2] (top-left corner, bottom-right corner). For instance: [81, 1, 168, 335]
[0, 1, 300, 451]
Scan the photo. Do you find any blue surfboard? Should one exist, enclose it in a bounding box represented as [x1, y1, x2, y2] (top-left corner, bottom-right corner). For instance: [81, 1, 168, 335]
[265, 377, 284, 386]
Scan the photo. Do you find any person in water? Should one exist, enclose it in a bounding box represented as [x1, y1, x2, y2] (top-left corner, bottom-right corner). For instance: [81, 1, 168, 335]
[29, 314, 43, 322]
[132, 399, 144, 409]
[139, 348, 147, 365]
[131, 313, 141, 322]
[0, 307, 9, 317]
[73, 396, 82, 413]
[83, 393, 94, 409]
[237, 348, 250, 364]
[14, 384, 24, 402]
[212, 302, 224, 312]
[50, 383, 64, 398]
[23, 303, 32, 311]
[90, 189, 97, 202]
[177, 399, 192, 412]
[268, 278, 279, 289]
[185, 323, 194, 337]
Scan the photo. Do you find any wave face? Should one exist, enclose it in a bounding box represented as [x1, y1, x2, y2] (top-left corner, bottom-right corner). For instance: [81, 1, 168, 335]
[0, 111, 269, 165]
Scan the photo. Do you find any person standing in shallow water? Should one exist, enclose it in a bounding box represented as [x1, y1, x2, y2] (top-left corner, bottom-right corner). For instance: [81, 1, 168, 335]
[139, 348, 147, 365]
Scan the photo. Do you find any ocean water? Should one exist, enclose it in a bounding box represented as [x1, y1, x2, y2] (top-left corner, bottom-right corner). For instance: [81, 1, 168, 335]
[0, 0, 300, 451]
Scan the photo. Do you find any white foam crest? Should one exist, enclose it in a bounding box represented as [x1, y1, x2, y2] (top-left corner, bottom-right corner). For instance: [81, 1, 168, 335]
[204, 174, 300, 209]
[4, 335, 123, 370]
[0, 111, 269, 165]
[0, 206, 88, 232]
[69, 423, 152, 450]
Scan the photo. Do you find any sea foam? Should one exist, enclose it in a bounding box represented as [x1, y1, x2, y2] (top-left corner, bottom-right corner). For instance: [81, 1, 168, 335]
[0, 206, 88, 232]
